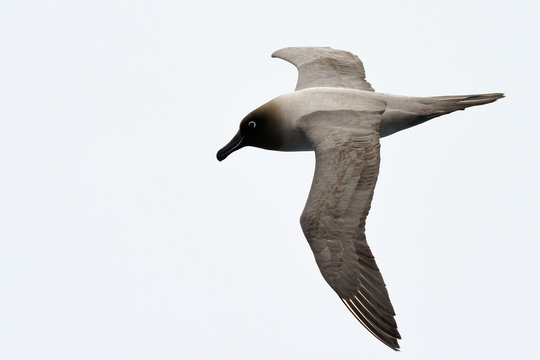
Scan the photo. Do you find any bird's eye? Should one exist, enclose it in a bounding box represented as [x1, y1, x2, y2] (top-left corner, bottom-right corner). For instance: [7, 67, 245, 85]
[248, 121, 256, 128]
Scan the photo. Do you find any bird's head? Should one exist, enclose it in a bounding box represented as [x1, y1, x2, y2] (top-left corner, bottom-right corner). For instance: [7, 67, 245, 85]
[216, 104, 284, 161]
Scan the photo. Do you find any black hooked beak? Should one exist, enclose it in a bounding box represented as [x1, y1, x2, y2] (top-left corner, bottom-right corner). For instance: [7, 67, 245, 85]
[216, 131, 245, 161]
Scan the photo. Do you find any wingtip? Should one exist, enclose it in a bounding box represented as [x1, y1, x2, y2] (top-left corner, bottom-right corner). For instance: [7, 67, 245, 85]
[271, 47, 294, 59]
[271, 47, 293, 59]
[382, 335, 401, 351]
[341, 298, 401, 351]
[380, 336, 401, 351]
[271, 46, 334, 58]
[386, 339, 400, 351]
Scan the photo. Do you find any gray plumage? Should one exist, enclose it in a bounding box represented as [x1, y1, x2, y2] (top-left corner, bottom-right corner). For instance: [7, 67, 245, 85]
[217, 47, 503, 351]
[272, 47, 375, 91]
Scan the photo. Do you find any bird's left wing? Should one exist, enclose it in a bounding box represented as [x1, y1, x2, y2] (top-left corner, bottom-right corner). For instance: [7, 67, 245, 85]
[272, 47, 375, 92]
[298, 106, 400, 350]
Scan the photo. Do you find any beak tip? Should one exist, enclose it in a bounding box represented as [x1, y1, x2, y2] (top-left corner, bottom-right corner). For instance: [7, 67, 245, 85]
[217, 131, 244, 162]
[216, 152, 226, 162]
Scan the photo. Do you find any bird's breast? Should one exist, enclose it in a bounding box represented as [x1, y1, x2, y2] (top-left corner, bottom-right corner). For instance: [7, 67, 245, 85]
[269, 88, 386, 152]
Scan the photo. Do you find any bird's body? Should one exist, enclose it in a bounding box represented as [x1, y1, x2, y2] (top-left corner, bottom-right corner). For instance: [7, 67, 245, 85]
[240, 87, 503, 152]
[247, 88, 385, 151]
[217, 47, 503, 350]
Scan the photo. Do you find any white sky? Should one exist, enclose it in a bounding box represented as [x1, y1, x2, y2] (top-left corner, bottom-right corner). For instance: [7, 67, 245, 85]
[1, 1, 539, 359]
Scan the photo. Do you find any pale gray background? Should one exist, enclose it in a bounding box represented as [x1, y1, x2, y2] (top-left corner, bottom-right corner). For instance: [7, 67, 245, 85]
[1, 0, 539, 359]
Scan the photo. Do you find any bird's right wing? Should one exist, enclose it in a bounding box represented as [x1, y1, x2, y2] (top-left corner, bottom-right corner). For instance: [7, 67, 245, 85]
[298, 107, 400, 350]
[272, 47, 375, 92]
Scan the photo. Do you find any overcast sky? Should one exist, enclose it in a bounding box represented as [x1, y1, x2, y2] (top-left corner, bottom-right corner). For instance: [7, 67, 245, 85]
[1, 1, 539, 359]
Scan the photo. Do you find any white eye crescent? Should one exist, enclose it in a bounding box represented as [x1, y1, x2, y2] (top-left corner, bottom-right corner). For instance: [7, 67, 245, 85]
[248, 121, 256, 128]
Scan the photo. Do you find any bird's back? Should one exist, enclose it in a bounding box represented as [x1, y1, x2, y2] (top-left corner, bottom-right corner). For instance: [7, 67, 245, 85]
[271, 87, 503, 139]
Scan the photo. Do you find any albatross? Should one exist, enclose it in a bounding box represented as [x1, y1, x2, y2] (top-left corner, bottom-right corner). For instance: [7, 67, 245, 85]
[216, 47, 503, 350]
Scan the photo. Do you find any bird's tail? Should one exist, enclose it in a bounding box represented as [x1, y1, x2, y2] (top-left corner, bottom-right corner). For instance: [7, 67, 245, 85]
[379, 92, 504, 137]
[426, 93, 504, 113]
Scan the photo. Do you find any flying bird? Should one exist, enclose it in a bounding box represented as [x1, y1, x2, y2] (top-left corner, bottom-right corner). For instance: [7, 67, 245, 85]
[216, 47, 503, 350]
